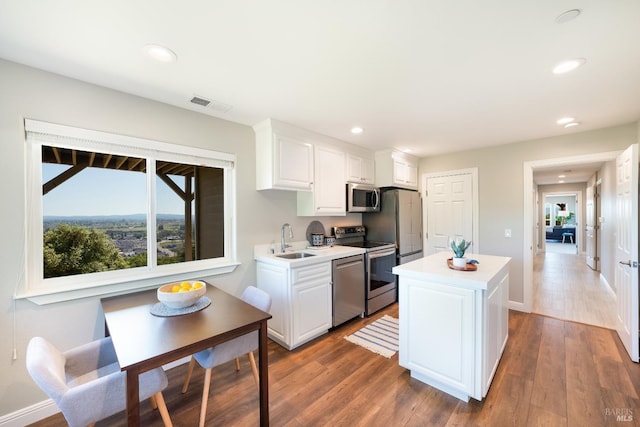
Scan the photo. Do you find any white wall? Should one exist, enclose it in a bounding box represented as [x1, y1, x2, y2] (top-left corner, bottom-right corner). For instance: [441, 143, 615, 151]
[599, 159, 618, 289]
[0, 59, 363, 419]
[419, 123, 637, 305]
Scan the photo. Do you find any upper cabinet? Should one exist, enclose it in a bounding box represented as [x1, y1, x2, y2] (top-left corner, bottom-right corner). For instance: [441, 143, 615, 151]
[254, 119, 314, 191]
[346, 153, 375, 184]
[255, 118, 380, 216]
[297, 144, 346, 216]
[375, 149, 419, 189]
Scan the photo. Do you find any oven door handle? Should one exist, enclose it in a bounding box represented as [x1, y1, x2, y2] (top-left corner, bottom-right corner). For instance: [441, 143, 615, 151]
[368, 248, 396, 259]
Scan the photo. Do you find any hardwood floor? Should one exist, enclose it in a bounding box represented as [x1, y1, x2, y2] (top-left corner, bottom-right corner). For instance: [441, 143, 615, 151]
[533, 247, 617, 329]
[30, 303, 640, 427]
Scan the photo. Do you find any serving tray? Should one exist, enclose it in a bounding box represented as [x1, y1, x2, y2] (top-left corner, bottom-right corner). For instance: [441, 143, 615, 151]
[447, 258, 478, 271]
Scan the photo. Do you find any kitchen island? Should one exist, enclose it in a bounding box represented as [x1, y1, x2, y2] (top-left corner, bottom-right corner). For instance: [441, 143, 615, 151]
[392, 252, 510, 402]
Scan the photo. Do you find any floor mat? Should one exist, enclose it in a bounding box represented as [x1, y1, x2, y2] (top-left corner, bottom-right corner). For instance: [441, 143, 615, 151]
[344, 315, 399, 358]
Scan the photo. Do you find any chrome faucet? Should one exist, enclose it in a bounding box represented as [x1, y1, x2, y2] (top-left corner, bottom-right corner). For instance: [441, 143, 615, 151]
[281, 223, 293, 253]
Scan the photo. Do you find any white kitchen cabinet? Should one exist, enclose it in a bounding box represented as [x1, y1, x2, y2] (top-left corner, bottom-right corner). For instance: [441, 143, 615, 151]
[297, 144, 346, 216]
[375, 149, 418, 189]
[255, 261, 289, 344]
[291, 263, 333, 345]
[484, 270, 509, 393]
[393, 252, 510, 402]
[256, 261, 332, 350]
[347, 153, 375, 184]
[254, 119, 314, 191]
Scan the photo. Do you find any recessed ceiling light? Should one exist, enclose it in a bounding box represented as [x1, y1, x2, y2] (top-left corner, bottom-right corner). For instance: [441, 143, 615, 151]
[558, 175, 566, 178]
[555, 9, 582, 24]
[351, 126, 364, 134]
[556, 117, 575, 125]
[558, 180, 565, 184]
[144, 44, 177, 63]
[552, 58, 586, 74]
[564, 122, 580, 128]
[402, 148, 413, 153]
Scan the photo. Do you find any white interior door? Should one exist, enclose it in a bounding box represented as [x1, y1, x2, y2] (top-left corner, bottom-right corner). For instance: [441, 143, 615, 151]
[615, 144, 639, 362]
[425, 173, 473, 255]
[586, 173, 598, 270]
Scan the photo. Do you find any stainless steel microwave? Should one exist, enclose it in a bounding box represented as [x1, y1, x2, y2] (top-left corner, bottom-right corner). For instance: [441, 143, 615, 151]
[346, 183, 380, 212]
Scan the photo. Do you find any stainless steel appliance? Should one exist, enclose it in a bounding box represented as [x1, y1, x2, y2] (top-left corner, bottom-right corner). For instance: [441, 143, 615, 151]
[363, 188, 423, 265]
[332, 254, 365, 327]
[346, 183, 380, 212]
[333, 225, 397, 315]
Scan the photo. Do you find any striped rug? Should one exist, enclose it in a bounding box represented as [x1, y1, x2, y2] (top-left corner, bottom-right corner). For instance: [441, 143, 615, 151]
[344, 315, 399, 358]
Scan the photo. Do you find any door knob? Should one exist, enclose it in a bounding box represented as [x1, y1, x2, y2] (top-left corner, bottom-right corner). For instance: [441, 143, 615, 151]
[619, 260, 632, 267]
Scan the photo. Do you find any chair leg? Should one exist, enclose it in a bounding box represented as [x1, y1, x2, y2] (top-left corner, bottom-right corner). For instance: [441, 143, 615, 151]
[150, 394, 158, 409]
[248, 351, 259, 388]
[235, 357, 241, 371]
[199, 368, 213, 427]
[182, 356, 197, 394]
[153, 392, 174, 427]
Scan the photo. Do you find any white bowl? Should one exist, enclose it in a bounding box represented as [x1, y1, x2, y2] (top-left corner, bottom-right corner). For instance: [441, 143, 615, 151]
[157, 281, 207, 308]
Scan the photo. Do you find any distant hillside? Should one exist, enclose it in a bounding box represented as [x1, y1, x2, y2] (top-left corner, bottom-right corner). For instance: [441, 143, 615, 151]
[44, 214, 184, 222]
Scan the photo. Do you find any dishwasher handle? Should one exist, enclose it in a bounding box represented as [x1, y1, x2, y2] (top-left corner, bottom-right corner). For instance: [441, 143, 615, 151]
[335, 259, 364, 269]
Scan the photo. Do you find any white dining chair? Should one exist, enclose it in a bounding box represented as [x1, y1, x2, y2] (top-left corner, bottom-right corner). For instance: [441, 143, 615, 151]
[26, 336, 173, 427]
[181, 285, 272, 427]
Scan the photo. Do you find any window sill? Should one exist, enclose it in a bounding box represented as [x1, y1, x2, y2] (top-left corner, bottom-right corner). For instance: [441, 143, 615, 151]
[16, 262, 240, 305]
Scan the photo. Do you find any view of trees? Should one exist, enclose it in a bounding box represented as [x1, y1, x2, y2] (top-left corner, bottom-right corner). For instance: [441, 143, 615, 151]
[43, 224, 128, 278]
[43, 220, 190, 278]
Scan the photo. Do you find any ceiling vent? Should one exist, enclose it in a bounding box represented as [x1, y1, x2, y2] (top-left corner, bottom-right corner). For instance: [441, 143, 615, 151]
[190, 96, 211, 107]
[189, 95, 233, 113]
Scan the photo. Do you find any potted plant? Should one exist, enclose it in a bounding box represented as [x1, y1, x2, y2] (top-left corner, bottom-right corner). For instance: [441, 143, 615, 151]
[450, 237, 472, 267]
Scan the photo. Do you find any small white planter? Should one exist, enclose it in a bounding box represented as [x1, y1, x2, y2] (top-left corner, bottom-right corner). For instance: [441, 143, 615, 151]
[452, 257, 468, 268]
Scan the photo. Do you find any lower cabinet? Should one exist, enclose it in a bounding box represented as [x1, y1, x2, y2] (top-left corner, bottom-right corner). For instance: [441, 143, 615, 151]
[257, 261, 332, 350]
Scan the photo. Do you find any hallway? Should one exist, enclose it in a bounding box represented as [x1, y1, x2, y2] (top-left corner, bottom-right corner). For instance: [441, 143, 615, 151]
[533, 248, 617, 329]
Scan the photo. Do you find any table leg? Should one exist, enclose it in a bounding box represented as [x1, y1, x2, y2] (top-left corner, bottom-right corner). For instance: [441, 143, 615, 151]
[126, 369, 140, 426]
[259, 320, 270, 427]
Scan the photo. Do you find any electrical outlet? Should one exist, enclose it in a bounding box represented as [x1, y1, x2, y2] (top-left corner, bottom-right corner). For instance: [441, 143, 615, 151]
[504, 229, 512, 238]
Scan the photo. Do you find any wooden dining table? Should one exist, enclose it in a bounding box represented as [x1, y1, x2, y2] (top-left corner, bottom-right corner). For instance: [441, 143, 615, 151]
[100, 283, 272, 426]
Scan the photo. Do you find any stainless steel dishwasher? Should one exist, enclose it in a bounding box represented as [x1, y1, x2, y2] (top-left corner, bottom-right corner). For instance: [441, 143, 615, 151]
[332, 254, 365, 327]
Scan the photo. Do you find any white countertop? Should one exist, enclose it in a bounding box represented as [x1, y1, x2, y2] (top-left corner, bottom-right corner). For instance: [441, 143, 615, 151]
[254, 241, 366, 267]
[392, 252, 511, 290]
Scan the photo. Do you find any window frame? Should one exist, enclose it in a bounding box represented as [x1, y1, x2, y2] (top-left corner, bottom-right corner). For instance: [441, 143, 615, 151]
[20, 119, 238, 304]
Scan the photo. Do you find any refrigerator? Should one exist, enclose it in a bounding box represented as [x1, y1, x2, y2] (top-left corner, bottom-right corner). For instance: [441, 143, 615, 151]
[363, 188, 423, 265]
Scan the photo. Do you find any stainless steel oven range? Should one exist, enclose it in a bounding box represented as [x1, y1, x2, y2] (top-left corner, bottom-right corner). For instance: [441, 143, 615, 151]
[333, 225, 397, 316]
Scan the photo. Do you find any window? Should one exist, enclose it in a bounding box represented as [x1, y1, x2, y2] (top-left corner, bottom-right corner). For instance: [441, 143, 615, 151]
[24, 119, 237, 303]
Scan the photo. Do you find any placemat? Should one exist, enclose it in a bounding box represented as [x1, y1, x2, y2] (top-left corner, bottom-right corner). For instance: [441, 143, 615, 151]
[150, 296, 211, 317]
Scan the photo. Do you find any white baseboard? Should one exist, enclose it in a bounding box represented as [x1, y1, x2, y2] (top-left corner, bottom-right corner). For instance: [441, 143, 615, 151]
[0, 358, 190, 426]
[600, 273, 616, 298]
[508, 300, 529, 313]
[0, 399, 59, 427]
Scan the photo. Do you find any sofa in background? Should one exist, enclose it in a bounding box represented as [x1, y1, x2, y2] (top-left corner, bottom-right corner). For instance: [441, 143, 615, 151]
[546, 226, 576, 243]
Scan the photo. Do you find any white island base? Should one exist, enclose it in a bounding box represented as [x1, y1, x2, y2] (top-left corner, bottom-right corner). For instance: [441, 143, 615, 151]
[392, 252, 510, 402]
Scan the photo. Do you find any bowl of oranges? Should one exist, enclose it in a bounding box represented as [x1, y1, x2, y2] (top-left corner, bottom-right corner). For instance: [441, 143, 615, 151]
[157, 280, 206, 308]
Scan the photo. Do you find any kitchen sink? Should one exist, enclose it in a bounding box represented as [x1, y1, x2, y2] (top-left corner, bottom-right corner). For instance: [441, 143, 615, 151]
[275, 252, 316, 259]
